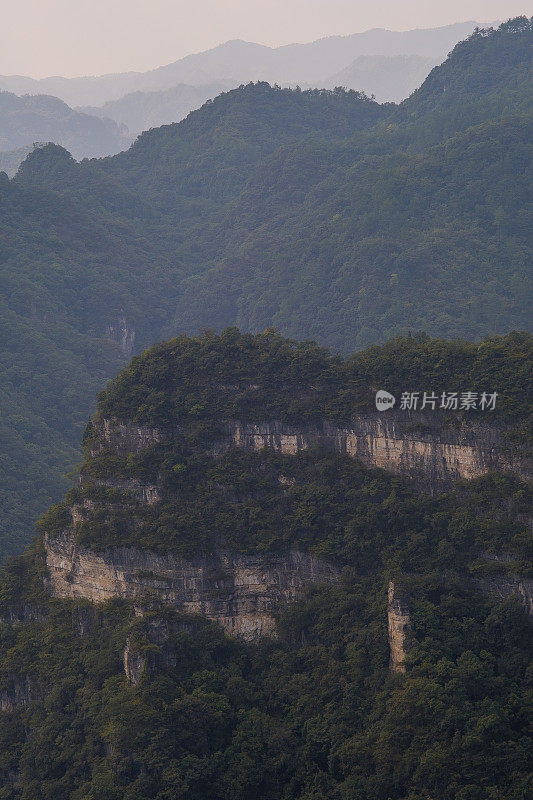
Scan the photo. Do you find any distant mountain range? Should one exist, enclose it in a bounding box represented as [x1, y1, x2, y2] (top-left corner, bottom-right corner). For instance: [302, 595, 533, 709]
[78, 82, 232, 138]
[0, 21, 497, 170]
[321, 54, 439, 99]
[78, 53, 440, 139]
[0, 92, 128, 172]
[1, 21, 492, 107]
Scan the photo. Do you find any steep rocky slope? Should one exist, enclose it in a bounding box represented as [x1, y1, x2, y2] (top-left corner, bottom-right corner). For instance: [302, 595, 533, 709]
[38, 331, 532, 641]
[0, 329, 531, 799]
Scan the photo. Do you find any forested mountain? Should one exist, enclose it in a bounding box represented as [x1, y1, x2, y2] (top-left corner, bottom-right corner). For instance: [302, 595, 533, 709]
[0, 19, 531, 561]
[79, 82, 232, 137]
[0, 329, 531, 799]
[401, 16, 533, 137]
[0, 92, 127, 163]
[78, 55, 438, 139]
[0, 21, 487, 107]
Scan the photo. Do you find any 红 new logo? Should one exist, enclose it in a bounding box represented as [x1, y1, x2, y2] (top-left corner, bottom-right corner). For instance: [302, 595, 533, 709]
[375, 390, 396, 411]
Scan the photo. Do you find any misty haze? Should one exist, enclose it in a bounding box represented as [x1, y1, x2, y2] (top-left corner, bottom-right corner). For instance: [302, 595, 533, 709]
[0, 3, 531, 799]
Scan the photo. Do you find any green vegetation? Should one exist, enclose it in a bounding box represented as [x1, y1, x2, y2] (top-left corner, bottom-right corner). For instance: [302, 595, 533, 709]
[0, 581, 530, 800]
[1, 467, 531, 798]
[96, 328, 533, 427]
[0, 19, 532, 560]
[47, 445, 531, 571]
[402, 17, 533, 141]
[1, 302, 532, 796]
[29, 328, 529, 568]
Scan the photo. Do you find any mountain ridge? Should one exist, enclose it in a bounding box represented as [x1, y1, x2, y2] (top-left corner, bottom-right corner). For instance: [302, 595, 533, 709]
[0, 21, 494, 106]
[0, 90, 129, 171]
[0, 19, 531, 563]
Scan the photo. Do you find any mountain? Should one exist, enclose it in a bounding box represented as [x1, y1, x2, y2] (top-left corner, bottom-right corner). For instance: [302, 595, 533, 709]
[322, 54, 438, 101]
[0, 91, 128, 162]
[79, 81, 234, 138]
[78, 56, 438, 138]
[0, 19, 531, 563]
[0, 21, 491, 107]
[0, 328, 531, 799]
[1, 87, 382, 562]
[0, 143, 37, 178]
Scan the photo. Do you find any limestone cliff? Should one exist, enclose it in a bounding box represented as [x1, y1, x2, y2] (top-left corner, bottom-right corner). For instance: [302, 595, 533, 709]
[0, 676, 34, 712]
[94, 413, 530, 488]
[41, 406, 531, 645]
[105, 313, 136, 356]
[123, 637, 147, 685]
[387, 582, 411, 673]
[44, 532, 339, 640]
[474, 575, 533, 616]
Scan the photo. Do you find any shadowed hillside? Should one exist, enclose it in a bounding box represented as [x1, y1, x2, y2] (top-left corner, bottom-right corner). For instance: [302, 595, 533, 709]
[0, 19, 531, 560]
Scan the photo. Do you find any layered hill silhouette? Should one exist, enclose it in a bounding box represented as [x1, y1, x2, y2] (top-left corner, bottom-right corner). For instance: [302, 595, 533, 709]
[0, 21, 489, 107]
[0, 18, 531, 560]
[321, 53, 438, 100]
[0, 22, 497, 166]
[78, 81, 233, 138]
[77, 53, 437, 140]
[0, 91, 128, 171]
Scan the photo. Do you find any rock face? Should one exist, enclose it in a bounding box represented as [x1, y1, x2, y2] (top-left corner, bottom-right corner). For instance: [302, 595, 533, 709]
[105, 314, 136, 356]
[95, 418, 165, 455]
[0, 676, 34, 712]
[44, 533, 340, 640]
[123, 637, 147, 685]
[42, 411, 531, 642]
[96, 414, 530, 488]
[475, 576, 533, 616]
[122, 617, 199, 683]
[223, 418, 526, 486]
[0, 603, 47, 625]
[388, 582, 411, 673]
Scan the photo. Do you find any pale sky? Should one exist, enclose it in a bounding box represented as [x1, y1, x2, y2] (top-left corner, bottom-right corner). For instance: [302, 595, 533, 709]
[1, 0, 530, 78]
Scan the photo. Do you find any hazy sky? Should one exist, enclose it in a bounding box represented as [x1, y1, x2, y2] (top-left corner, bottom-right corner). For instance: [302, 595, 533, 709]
[1, 0, 530, 78]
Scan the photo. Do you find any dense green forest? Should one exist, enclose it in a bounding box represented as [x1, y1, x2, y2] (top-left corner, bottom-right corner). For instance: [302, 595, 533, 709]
[39, 329, 533, 560]
[0, 542, 530, 799]
[0, 330, 531, 799]
[95, 327, 533, 427]
[0, 18, 532, 560]
[32, 328, 530, 558]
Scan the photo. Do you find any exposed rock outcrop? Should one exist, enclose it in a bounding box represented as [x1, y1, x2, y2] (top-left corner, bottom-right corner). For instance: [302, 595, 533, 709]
[475, 575, 533, 616]
[122, 617, 200, 683]
[95, 414, 530, 488]
[43, 410, 531, 643]
[0, 603, 47, 625]
[123, 637, 146, 685]
[0, 676, 34, 712]
[105, 314, 136, 356]
[94, 418, 165, 455]
[388, 581, 411, 673]
[45, 533, 340, 640]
